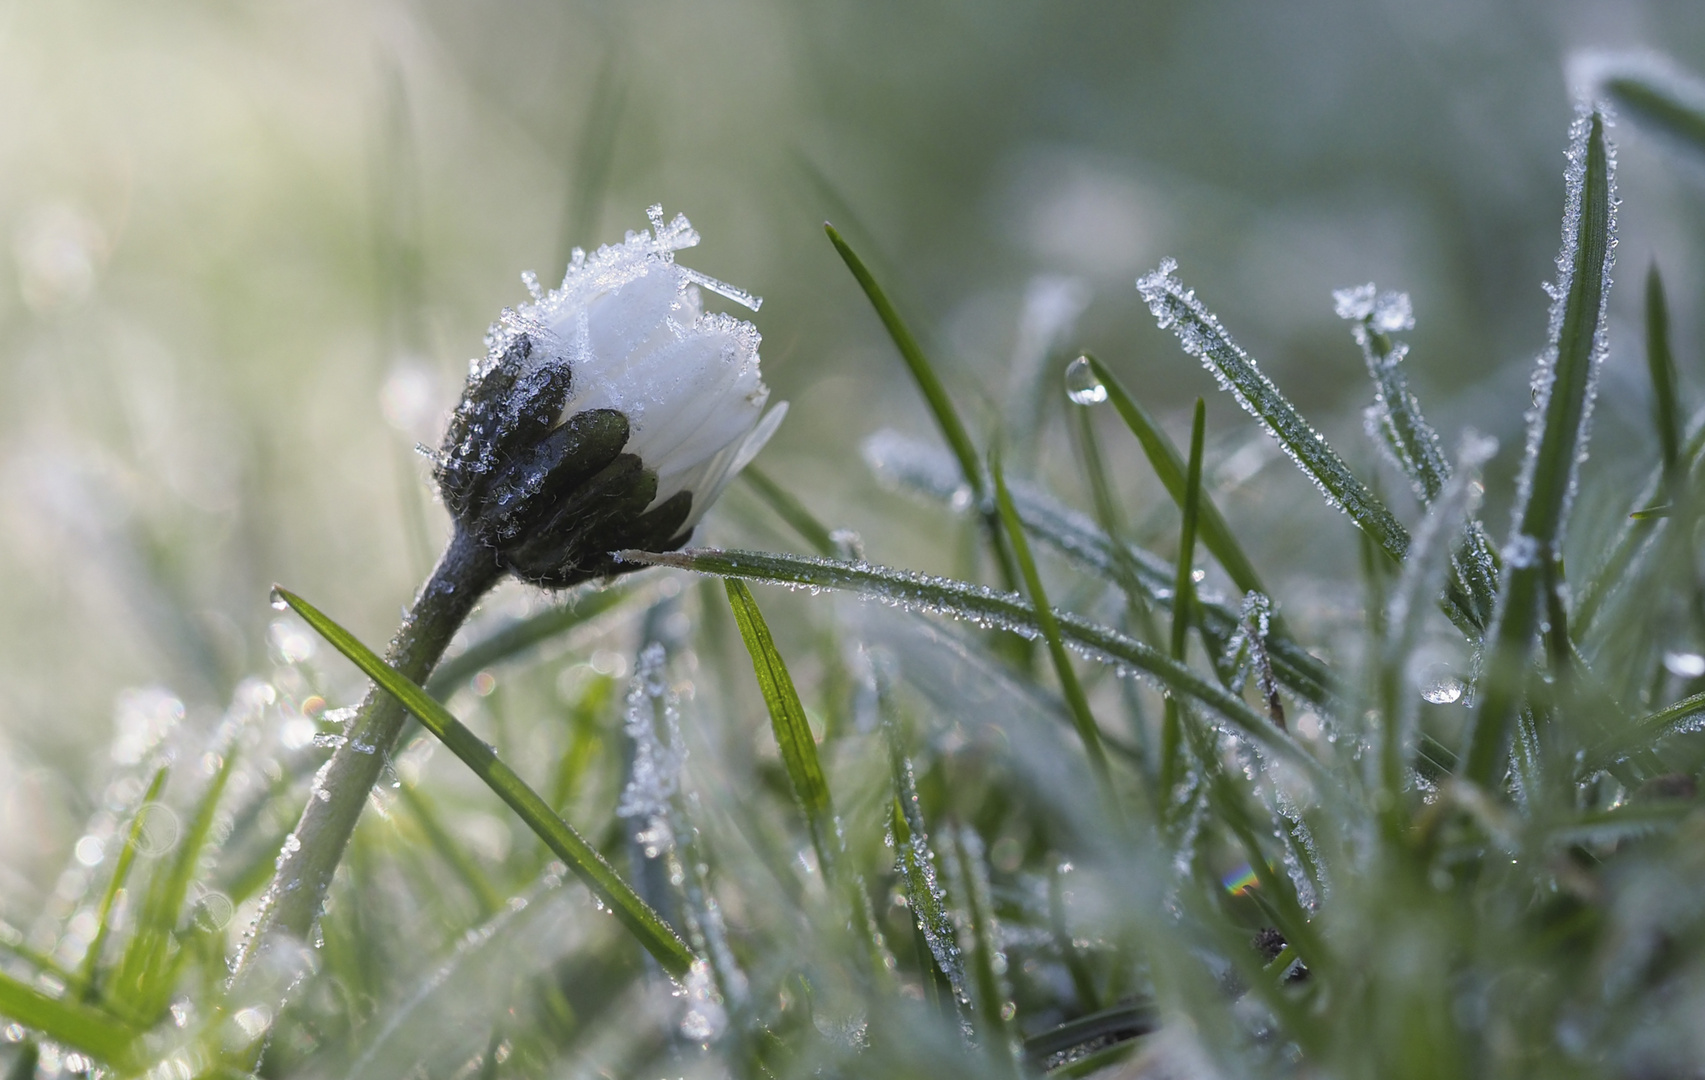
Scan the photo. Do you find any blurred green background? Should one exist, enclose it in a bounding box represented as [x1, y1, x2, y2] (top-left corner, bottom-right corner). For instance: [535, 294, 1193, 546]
[3, 0, 1705, 909]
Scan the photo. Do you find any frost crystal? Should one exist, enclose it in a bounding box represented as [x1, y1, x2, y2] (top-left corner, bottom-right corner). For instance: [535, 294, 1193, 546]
[617, 643, 686, 847]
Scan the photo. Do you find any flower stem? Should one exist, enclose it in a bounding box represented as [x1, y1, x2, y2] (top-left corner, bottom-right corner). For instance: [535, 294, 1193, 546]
[231, 528, 502, 987]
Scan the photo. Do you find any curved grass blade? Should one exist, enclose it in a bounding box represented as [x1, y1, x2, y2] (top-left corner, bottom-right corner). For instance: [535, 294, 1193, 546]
[273, 587, 695, 979]
[425, 586, 631, 700]
[78, 767, 167, 1003]
[621, 548, 1322, 778]
[742, 465, 838, 557]
[953, 828, 1022, 1077]
[1584, 687, 1705, 770]
[826, 223, 1023, 593]
[1160, 400, 1208, 802]
[1023, 1001, 1155, 1067]
[1135, 262, 1410, 565]
[722, 580, 839, 878]
[1591, 52, 1705, 158]
[991, 450, 1116, 806]
[1336, 286, 1452, 505]
[1084, 355, 1268, 599]
[1465, 107, 1618, 786]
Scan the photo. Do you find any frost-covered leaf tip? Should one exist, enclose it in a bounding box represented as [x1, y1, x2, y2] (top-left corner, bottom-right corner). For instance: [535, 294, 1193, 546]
[435, 205, 787, 588]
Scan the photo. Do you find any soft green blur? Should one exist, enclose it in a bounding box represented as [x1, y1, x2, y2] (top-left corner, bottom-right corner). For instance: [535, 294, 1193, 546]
[1, 0, 1704, 912]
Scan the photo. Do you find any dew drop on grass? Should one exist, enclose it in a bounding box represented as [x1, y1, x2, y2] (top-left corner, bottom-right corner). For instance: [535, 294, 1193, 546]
[1063, 356, 1107, 405]
[269, 590, 288, 611]
[1420, 666, 1465, 705]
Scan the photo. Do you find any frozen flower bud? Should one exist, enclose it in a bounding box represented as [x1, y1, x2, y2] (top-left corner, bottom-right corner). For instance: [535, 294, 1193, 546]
[435, 205, 785, 588]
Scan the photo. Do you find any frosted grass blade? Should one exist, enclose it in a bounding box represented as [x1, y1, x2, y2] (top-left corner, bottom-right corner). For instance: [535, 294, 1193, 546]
[991, 450, 1116, 805]
[0, 972, 138, 1068]
[742, 465, 838, 557]
[875, 672, 970, 1010]
[1584, 687, 1705, 769]
[1465, 107, 1618, 786]
[864, 429, 1334, 706]
[621, 549, 1322, 777]
[1085, 355, 1268, 599]
[1378, 436, 1494, 817]
[425, 586, 631, 700]
[274, 587, 695, 978]
[1135, 261, 1410, 566]
[1335, 285, 1452, 505]
[722, 580, 839, 878]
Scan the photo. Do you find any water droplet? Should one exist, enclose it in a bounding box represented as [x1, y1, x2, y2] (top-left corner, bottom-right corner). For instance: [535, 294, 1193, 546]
[1063, 356, 1107, 405]
[270, 590, 288, 611]
[1420, 666, 1464, 705]
[1664, 651, 1705, 678]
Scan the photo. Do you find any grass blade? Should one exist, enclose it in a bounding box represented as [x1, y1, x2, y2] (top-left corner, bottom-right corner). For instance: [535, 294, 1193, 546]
[1465, 107, 1617, 786]
[425, 586, 631, 700]
[1647, 262, 1682, 479]
[990, 449, 1116, 807]
[621, 548, 1322, 778]
[78, 767, 167, 1003]
[741, 465, 838, 556]
[0, 973, 138, 1068]
[1590, 52, 1705, 158]
[826, 224, 982, 498]
[274, 587, 695, 978]
[1084, 355, 1269, 600]
[865, 429, 1335, 706]
[826, 223, 1024, 594]
[722, 580, 839, 877]
[1135, 261, 1411, 567]
[112, 744, 238, 1021]
[1161, 400, 1208, 802]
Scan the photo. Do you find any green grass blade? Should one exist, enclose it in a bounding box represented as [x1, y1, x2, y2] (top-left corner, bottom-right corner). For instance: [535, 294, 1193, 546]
[274, 587, 695, 979]
[1023, 1001, 1154, 1065]
[1085, 355, 1269, 599]
[1465, 107, 1617, 786]
[78, 766, 167, 1002]
[877, 683, 970, 1008]
[864, 430, 1335, 706]
[722, 579, 839, 877]
[1134, 262, 1411, 567]
[622, 548, 1322, 778]
[1593, 54, 1705, 158]
[826, 224, 983, 499]
[1008, 480, 1334, 707]
[1572, 411, 1705, 638]
[1647, 262, 1682, 479]
[1339, 292, 1453, 505]
[741, 465, 838, 556]
[113, 745, 238, 1020]
[990, 449, 1116, 807]
[1160, 400, 1208, 802]
[425, 586, 631, 700]
[398, 781, 504, 917]
[0, 971, 138, 1067]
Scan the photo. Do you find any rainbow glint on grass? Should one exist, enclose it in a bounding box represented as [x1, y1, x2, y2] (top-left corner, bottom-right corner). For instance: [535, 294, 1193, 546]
[1222, 863, 1261, 896]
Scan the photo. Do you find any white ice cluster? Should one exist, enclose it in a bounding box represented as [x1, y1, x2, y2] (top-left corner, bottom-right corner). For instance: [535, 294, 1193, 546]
[1331, 282, 1414, 334]
[493, 205, 786, 530]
